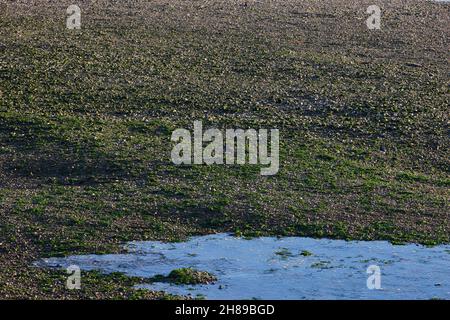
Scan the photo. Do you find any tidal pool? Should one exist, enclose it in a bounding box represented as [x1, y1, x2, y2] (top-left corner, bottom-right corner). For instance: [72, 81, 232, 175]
[37, 233, 450, 299]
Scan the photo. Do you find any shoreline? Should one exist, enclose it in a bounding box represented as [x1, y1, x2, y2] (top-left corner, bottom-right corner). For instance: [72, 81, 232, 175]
[1, 0, 448, 299]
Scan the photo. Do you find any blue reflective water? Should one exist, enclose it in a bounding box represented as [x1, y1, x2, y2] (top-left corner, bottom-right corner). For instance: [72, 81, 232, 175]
[38, 233, 450, 299]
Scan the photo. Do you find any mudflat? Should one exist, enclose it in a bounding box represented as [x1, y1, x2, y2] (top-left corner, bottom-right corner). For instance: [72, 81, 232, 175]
[0, 0, 448, 299]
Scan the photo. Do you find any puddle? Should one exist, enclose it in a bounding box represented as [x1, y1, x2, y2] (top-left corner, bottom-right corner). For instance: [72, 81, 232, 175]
[37, 233, 450, 299]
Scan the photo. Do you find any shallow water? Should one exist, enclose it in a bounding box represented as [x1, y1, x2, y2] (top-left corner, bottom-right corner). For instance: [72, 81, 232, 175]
[38, 233, 450, 299]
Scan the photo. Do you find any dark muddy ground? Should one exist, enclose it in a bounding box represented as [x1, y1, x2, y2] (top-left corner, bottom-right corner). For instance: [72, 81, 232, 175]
[0, 0, 448, 298]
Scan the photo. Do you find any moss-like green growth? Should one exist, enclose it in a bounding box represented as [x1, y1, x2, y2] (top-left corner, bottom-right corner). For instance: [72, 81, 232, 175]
[169, 268, 217, 285]
[153, 268, 217, 285]
[275, 248, 294, 259]
[1, 0, 449, 299]
[300, 250, 313, 256]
